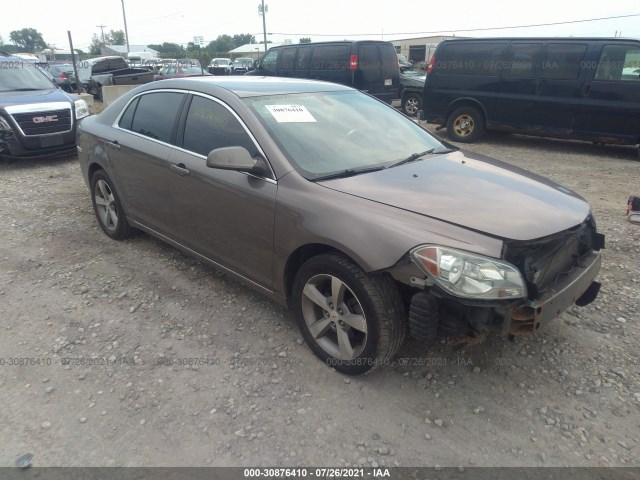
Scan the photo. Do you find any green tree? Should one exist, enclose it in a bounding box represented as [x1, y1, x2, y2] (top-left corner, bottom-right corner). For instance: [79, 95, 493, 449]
[89, 34, 103, 55]
[299, 37, 312, 44]
[233, 34, 255, 47]
[106, 30, 125, 45]
[9, 28, 47, 52]
[207, 35, 234, 54]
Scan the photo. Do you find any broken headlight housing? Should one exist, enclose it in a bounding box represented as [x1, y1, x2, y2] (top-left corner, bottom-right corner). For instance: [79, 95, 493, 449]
[410, 245, 527, 300]
[74, 99, 90, 120]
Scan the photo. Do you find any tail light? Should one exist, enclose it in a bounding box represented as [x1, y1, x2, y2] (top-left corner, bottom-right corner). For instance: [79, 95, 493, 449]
[350, 54, 358, 70]
[59, 73, 67, 79]
[427, 55, 435, 75]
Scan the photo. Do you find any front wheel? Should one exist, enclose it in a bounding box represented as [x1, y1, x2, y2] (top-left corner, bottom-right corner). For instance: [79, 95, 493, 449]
[292, 253, 406, 375]
[446, 106, 484, 143]
[402, 92, 422, 117]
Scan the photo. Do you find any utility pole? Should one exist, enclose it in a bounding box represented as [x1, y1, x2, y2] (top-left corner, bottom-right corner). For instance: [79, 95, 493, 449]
[121, 0, 130, 53]
[258, 1, 268, 52]
[96, 24, 107, 44]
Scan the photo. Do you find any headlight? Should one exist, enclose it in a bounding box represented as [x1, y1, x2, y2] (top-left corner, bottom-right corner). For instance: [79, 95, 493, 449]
[74, 99, 90, 120]
[410, 245, 527, 300]
[0, 116, 12, 132]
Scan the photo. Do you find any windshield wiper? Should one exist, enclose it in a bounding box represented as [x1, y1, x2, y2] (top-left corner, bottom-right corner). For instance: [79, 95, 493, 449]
[10, 88, 44, 91]
[388, 147, 457, 168]
[312, 165, 386, 181]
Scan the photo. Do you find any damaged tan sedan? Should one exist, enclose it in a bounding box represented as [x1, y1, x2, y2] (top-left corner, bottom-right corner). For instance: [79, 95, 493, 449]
[77, 77, 604, 374]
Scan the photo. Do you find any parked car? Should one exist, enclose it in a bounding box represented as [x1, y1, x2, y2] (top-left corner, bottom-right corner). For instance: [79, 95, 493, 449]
[154, 64, 209, 80]
[208, 58, 233, 75]
[77, 76, 604, 375]
[398, 53, 412, 72]
[46, 64, 77, 93]
[76, 56, 154, 99]
[232, 57, 255, 75]
[399, 70, 426, 116]
[0, 52, 89, 159]
[246, 41, 400, 104]
[422, 37, 640, 153]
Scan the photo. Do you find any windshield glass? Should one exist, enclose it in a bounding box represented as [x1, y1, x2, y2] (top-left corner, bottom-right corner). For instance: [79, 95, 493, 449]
[0, 60, 56, 91]
[212, 59, 230, 65]
[245, 91, 445, 178]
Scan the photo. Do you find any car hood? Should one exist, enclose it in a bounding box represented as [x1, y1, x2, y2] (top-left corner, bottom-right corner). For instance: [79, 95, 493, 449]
[0, 88, 74, 109]
[318, 150, 591, 241]
[400, 75, 426, 87]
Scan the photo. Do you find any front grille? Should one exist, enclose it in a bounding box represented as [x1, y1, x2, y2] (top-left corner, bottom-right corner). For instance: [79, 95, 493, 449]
[504, 218, 597, 299]
[10, 108, 72, 136]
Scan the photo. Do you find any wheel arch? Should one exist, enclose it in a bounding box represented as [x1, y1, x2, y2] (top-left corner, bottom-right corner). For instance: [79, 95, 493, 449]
[445, 98, 488, 125]
[282, 243, 370, 302]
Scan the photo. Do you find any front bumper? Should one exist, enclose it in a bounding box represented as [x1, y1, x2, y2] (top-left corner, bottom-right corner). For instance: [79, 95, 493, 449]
[505, 251, 602, 334]
[0, 130, 76, 159]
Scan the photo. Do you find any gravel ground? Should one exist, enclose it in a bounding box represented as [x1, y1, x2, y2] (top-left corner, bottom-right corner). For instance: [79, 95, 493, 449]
[0, 127, 639, 468]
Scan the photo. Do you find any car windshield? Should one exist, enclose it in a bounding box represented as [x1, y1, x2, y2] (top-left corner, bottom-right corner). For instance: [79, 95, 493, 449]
[179, 65, 205, 75]
[235, 58, 252, 66]
[0, 60, 55, 91]
[245, 91, 446, 179]
[213, 59, 230, 65]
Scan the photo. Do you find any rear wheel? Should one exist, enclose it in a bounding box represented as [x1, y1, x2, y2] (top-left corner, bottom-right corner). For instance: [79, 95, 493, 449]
[447, 106, 484, 143]
[90, 170, 135, 240]
[292, 253, 406, 375]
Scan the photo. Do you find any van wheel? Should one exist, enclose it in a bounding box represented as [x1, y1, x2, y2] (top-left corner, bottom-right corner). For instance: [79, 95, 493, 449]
[447, 106, 484, 143]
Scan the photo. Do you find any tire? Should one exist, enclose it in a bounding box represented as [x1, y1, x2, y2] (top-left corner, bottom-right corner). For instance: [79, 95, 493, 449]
[292, 253, 406, 375]
[446, 106, 484, 143]
[408, 291, 439, 340]
[402, 92, 422, 117]
[90, 170, 135, 240]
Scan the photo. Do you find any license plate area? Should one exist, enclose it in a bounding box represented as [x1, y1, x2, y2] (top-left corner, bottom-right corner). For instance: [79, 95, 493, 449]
[40, 135, 64, 148]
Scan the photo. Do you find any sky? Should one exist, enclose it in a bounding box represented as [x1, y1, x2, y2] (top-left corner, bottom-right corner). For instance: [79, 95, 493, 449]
[2, 0, 640, 52]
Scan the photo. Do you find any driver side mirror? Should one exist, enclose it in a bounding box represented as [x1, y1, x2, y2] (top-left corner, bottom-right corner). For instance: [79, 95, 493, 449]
[206, 146, 257, 171]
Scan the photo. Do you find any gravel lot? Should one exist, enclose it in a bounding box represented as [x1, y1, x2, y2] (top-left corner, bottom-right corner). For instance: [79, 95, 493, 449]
[0, 126, 639, 468]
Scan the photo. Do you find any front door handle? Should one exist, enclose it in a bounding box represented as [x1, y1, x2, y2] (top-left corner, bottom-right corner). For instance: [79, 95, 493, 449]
[169, 163, 190, 176]
[582, 84, 591, 97]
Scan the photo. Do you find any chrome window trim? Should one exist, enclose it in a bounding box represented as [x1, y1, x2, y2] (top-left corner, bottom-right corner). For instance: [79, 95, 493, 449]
[112, 89, 277, 183]
[5, 101, 73, 137]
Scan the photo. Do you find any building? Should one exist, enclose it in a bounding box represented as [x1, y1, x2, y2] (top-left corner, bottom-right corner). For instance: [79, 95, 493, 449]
[391, 35, 464, 64]
[101, 45, 159, 57]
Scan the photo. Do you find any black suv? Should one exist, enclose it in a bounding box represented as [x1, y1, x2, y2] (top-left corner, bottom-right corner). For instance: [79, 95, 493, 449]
[247, 41, 400, 104]
[0, 52, 90, 159]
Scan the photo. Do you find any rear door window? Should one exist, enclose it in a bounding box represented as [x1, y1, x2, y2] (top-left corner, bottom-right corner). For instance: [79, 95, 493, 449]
[358, 44, 380, 70]
[539, 43, 587, 80]
[127, 92, 185, 143]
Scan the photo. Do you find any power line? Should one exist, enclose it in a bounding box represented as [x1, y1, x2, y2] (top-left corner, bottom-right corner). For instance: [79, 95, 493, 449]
[268, 13, 640, 37]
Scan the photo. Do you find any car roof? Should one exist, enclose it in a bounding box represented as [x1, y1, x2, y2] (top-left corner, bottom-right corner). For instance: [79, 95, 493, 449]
[138, 76, 352, 98]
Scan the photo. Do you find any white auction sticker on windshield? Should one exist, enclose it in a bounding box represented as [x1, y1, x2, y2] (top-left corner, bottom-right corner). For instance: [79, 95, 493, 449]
[265, 105, 317, 123]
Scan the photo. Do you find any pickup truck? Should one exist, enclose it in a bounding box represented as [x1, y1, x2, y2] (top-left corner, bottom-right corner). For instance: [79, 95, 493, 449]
[76, 56, 154, 99]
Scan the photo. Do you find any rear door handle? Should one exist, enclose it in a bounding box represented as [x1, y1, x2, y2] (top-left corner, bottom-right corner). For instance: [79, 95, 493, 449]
[582, 84, 591, 96]
[169, 163, 190, 176]
[105, 140, 120, 150]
